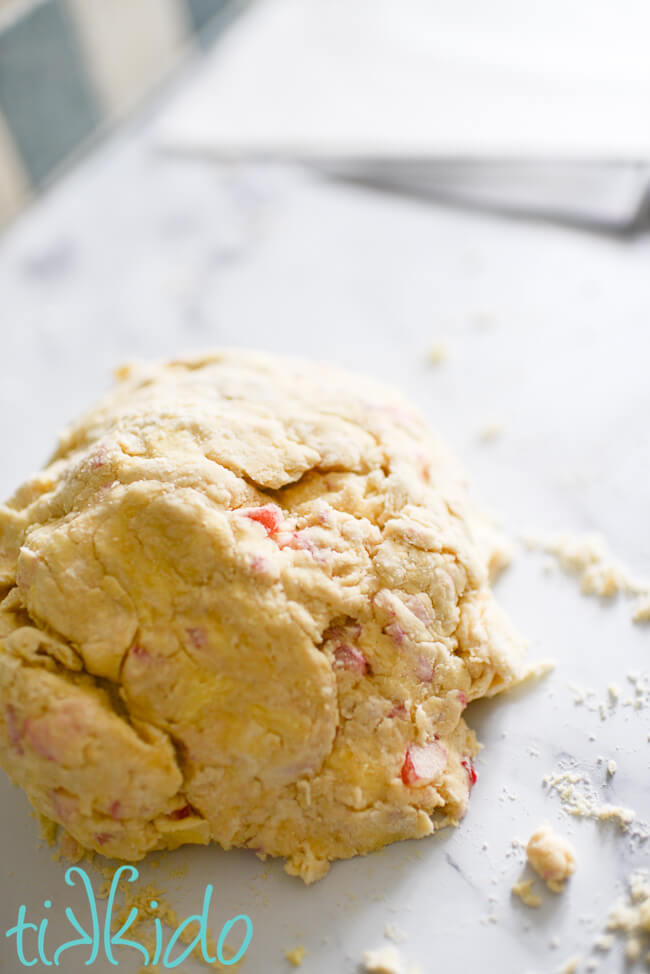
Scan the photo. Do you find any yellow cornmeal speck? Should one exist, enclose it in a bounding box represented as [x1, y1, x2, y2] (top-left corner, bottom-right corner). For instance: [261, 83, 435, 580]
[111, 883, 230, 971]
[477, 422, 503, 442]
[36, 813, 58, 847]
[511, 878, 543, 908]
[593, 934, 614, 951]
[633, 593, 650, 622]
[384, 922, 407, 943]
[285, 945, 306, 966]
[557, 956, 581, 974]
[97, 879, 112, 900]
[113, 882, 169, 932]
[427, 342, 449, 365]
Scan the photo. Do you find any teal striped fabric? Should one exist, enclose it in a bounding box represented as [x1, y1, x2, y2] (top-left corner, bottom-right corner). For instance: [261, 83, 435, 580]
[0, 0, 241, 229]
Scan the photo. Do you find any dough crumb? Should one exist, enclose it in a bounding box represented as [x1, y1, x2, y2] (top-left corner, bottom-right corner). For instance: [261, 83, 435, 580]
[427, 342, 449, 365]
[557, 955, 581, 974]
[525, 531, 649, 623]
[384, 922, 407, 944]
[526, 825, 576, 892]
[543, 768, 635, 830]
[592, 933, 613, 951]
[512, 878, 543, 908]
[633, 592, 650, 622]
[477, 422, 503, 442]
[606, 759, 617, 777]
[605, 870, 650, 960]
[110, 878, 225, 969]
[285, 945, 306, 966]
[363, 944, 404, 973]
[36, 813, 58, 848]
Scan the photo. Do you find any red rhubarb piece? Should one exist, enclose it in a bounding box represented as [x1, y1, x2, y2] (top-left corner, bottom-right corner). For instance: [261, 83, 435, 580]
[407, 596, 431, 625]
[5, 704, 24, 754]
[385, 622, 407, 646]
[186, 627, 206, 649]
[401, 740, 448, 786]
[415, 656, 434, 682]
[170, 804, 193, 820]
[239, 505, 283, 535]
[333, 643, 368, 674]
[461, 757, 478, 787]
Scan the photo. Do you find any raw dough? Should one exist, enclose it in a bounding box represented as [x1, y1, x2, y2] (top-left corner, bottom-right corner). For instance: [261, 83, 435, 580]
[0, 350, 525, 881]
[526, 825, 577, 891]
[511, 877, 542, 908]
[363, 945, 404, 974]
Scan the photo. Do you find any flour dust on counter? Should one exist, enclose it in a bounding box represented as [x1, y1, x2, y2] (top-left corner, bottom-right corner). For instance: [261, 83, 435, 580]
[524, 531, 650, 624]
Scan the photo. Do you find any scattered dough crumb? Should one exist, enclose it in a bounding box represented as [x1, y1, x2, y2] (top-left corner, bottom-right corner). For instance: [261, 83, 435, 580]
[526, 825, 576, 892]
[285, 945, 306, 966]
[108, 877, 225, 970]
[525, 531, 649, 623]
[427, 342, 449, 365]
[384, 923, 407, 944]
[472, 311, 496, 330]
[512, 878, 543, 908]
[543, 768, 635, 830]
[606, 760, 617, 777]
[557, 955, 581, 974]
[605, 870, 650, 960]
[568, 674, 649, 717]
[37, 813, 58, 848]
[477, 422, 503, 442]
[593, 933, 614, 951]
[363, 944, 404, 974]
[633, 592, 650, 622]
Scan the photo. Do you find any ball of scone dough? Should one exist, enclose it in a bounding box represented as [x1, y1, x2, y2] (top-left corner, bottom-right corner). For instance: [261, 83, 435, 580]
[0, 350, 525, 881]
[526, 825, 577, 891]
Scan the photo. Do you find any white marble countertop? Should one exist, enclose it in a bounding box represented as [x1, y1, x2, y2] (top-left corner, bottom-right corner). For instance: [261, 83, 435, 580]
[0, 96, 649, 974]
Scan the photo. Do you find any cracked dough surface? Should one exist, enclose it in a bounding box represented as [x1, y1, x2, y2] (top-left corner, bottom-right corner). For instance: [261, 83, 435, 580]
[0, 349, 525, 881]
